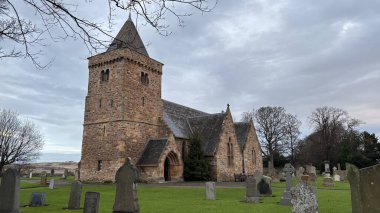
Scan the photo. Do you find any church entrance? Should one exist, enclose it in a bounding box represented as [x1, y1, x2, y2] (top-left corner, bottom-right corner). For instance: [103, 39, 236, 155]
[163, 151, 181, 181]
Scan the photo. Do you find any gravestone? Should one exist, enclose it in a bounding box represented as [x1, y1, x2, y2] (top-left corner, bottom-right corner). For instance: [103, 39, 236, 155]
[337, 163, 341, 171]
[49, 179, 55, 189]
[322, 177, 335, 187]
[296, 167, 305, 181]
[62, 169, 68, 179]
[347, 163, 380, 213]
[324, 161, 330, 176]
[112, 158, 139, 213]
[0, 168, 20, 213]
[334, 174, 340, 182]
[245, 176, 260, 203]
[68, 181, 83, 210]
[30, 192, 46, 207]
[50, 169, 55, 176]
[84, 192, 100, 213]
[258, 176, 272, 196]
[291, 182, 318, 213]
[333, 166, 337, 175]
[205, 182, 216, 200]
[40, 172, 47, 185]
[74, 169, 80, 181]
[280, 163, 294, 206]
[337, 170, 347, 181]
[29, 172, 33, 179]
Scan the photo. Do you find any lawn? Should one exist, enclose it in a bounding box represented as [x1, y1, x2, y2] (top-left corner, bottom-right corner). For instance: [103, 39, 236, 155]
[17, 177, 352, 213]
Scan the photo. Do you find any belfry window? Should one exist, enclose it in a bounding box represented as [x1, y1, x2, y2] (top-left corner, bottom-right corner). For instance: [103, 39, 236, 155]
[101, 69, 110, 82]
[140, 72, 149, 85]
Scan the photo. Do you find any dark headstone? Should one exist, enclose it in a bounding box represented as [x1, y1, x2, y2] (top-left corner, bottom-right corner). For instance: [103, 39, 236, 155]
[40, 172, 47, 185]
[258, 177, 272, 196]
[245, 176, 259, 203]
[280, 163, 294, 206]
[112, 158, 139, 213]
[0, 168, 20, 213]
[50, 169, 55, 176]
[83, 192, 100, 213]
[347, 163, 380, 213]
[30, 192, 46, 207]
[68, 181, 83, 209]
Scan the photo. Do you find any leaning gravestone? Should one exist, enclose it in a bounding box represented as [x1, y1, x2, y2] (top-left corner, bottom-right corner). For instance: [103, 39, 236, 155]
[280, 163, 294, 206]
[245, 176, 260, 203]
[68, 181, 82, 209]
[49, 179, 55, 189]
[112, 158, 140, 213]
[205, 182, 216, 200]
[0, 168, 20, 213]
[30, 192, 46, 207]
[347, 163, 380, 213]
[84, 192, 100, 213]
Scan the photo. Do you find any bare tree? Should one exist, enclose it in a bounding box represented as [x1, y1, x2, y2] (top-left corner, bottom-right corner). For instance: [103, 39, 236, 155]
[308, 106, 359, 164]
[0, 109, 44, 174]
[0, 0, 217, 68]
[284, 113, 301, 164]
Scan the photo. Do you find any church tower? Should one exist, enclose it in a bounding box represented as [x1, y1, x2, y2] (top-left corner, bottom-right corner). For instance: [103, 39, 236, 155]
[80, 16, 165, 182]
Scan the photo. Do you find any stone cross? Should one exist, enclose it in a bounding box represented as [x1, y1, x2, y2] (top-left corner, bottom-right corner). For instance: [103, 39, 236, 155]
[280, 163, 294, 206]
[205, 182, 216, 200]
[68, 181, 83, 209]
[245, 176, 259, 203]
[0, 168, 20, 213]
[84, 192, 100, 213]
[48, 179, 55, 189]
[112, 158, 139, 213]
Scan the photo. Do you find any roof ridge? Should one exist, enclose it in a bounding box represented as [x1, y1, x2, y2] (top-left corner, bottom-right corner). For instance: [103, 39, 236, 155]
[187, 112, 225, 119]
[162, 99, 209, 115]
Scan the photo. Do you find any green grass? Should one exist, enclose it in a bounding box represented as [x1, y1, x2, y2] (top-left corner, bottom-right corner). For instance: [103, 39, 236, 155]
[17, 179, 352, 213]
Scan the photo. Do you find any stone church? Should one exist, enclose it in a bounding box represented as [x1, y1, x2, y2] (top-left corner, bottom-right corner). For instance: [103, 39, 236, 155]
[79, 16, 263, 183]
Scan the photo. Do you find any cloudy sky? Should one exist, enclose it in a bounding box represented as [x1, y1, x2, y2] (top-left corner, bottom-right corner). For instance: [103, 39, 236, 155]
[1, 0, 380, 162]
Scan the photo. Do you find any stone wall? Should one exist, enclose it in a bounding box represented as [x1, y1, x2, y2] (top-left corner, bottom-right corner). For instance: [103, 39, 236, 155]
[215, 111, 243, 181]
[243, 123, 263, 175]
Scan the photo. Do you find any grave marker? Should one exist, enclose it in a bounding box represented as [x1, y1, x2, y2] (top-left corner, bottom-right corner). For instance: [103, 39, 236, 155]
[205, 182, 216, 200]
[0, 168, 20, 213]
[68, 181, 83, 210]
[49, 179, 55, 189]
[280, 163, 294, 206]
[84, 192, 100, 213]
[30, 192, 46, 207]
[245, 176, 260, 203]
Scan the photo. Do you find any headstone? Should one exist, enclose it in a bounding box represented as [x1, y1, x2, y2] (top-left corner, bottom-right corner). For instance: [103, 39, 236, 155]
[62, 169, 68, 179]
[68, 181, 83, 210]
[337, 163, 341, 171]
[0, 168, 20, 213]
[291, 182, 318, 213]
[30, 192, 46, 207]
[40, 172, 47, 185]
[324, 161, 330, 175]
[50, 169, 55, 176]
[337, 170, 347, 181]
[245, 176, 260, 203]
[322, 177, 335, 187]
[258, 176, 272, 196]
[49, 179, 55, 189]
[205, 182, 216, 200]
[29, 172, 33, 179]
[280, 163, 294, 206]
[305, 165, 317, 182]
[112, 158, 140, 213]
[74, 169, 80, 181]
[83, 192, 100, 213]
[347, 163, 380, 213]
[296, 167, 305, 181]
[333, 166, 337, 175]
[334, 174, 340, 182]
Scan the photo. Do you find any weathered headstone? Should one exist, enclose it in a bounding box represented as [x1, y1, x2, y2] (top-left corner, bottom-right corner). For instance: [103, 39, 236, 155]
[29, 172, 33, 179]
[83, 192, 100, 213]
[324, 161, 330, 176]
[258, 176, 272, 196]
[74, 169, 80, 181]
[50, 169, 55, 176]
[62, 169, 68, 179]
[0, 168, 20, 213]
[245, 176, 260, 203]
[305, 165, 317, 182]
[112, 158, 139, 213]
[337, 170, 347, 181]
[347, 163, 380, 213]
[30, 192, 46, 207]
[296, 167, 305, 181]
[322, 177, 335, 187]
[40, 172, 47, 185]
[48, 179, 55, 189]
[333, 174, 340, 182]
[291, 182, 318, 213]
[280, 163, 294, 206]
[337, 163, 341, 171]
[333, 166, 337, 175]
[68, 181, 83, 210]
[205, 182, 216, 200]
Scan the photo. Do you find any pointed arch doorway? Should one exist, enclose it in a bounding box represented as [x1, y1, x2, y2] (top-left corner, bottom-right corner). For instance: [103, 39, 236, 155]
[163, 151, 181, 181]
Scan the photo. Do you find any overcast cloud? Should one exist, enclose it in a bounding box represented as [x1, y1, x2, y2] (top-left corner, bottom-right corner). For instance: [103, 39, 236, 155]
[1, 0, 379, 162]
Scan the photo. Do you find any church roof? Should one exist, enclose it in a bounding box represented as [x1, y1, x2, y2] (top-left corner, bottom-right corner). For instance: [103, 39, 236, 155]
[163, 100, 209, 138]
[137, 139, 167, 166]
[187, 113, 226, 156]
[107, 15, 149, 57]
[234, 122, 250, 151]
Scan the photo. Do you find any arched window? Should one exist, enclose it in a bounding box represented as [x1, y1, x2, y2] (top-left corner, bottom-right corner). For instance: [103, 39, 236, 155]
[100, 70, 105, 81]
[101, 69, 110, 82]
[227, 142, 233, 167]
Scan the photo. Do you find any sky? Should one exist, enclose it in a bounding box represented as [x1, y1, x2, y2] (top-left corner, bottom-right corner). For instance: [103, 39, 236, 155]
[1, 0, 380, 162]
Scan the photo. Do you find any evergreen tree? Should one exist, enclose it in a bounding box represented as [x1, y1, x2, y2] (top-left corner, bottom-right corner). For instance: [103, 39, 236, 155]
[184, 134, 211, 181]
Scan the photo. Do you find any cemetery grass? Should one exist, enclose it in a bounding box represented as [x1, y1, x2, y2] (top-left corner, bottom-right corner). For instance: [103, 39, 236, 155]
[18, 180, 351, 213]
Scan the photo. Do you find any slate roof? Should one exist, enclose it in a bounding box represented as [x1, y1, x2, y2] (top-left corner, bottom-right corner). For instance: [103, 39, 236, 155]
[137, 139, 167, 166]
[163, 100, 209, 138]
[234, 122, 250, 151]
[187, 113, 226, 156]
[107, 15, 149, 57]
